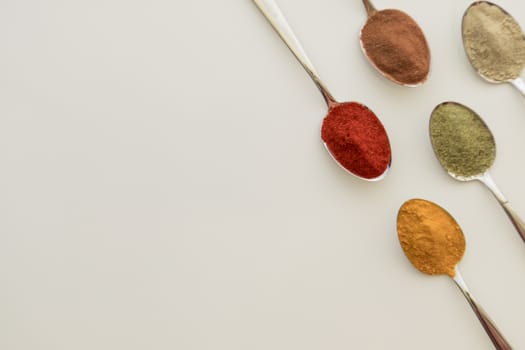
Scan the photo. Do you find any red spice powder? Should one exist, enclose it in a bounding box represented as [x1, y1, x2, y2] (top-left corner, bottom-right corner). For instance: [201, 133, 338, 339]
[321, 102, 391, 179]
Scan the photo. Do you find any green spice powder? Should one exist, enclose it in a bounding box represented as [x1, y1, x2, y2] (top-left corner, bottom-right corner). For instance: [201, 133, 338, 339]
[462, 2, 525, 81]
[430, 103, 496, 178]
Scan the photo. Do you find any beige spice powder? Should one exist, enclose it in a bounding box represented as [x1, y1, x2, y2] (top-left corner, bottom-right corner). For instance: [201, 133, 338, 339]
[463, 1, 525, 81]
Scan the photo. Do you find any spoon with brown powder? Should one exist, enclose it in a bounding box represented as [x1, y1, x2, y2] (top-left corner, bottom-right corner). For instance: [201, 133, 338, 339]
[462, 1, 525, 97]
[397, 198, 512, 350]
[359, 0, 431, 86]
[253, 0, 392, 181]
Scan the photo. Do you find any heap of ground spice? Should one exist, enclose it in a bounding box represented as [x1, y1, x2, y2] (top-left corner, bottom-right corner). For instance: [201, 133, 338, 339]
[397, 199, 466, 278]
[430, 102, 496, 178]
[360, 9, 430, 85]
[321, 102, 391, 179]
[463, 1, 525, 82]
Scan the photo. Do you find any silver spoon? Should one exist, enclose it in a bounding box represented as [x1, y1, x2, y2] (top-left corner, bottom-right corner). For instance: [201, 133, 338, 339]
[359, 0, 431, 86]
[429, 102, 525, 243]
[462, 1, 525, 97]
[253, 0, 391, 181]
[397, 198, 513, 350]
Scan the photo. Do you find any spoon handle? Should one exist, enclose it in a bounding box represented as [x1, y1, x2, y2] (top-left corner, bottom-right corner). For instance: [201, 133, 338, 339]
[453, 269, 513, 350]
[361, 0, 377, 17]
[510, 77, 525, 98]
[479, 173, 525, 243]
[252, 0, 336, 106]
[501, 202, 525, 243]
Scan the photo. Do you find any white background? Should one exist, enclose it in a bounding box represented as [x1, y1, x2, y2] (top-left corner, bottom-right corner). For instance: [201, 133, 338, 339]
[2, 0, 525, 349]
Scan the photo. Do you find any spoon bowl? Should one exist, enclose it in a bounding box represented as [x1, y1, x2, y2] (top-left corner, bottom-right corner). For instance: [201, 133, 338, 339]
[397, 199, 465, 277]
[429, 101, 525, 243]
[359, 0, 431, 87]
[253, 0, 392, 181]
[321, 101, 392, 180]
[462, 1, 525, 96]
[397, 198, 512, 349]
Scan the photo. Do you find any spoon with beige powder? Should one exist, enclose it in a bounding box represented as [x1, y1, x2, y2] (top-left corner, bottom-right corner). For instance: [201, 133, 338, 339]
[359, 0, 431, 86]
[462, 1, 525, 96]
[397, 198, 512, 349]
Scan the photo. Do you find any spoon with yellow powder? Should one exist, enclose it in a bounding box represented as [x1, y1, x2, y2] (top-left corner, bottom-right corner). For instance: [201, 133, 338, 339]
[397, 198, 512, 350]
[462, 1, 525, 96]
[430, 102, 525, 244]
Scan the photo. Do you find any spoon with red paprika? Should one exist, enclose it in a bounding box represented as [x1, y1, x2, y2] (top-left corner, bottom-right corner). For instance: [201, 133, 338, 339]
[359, 0, 431, 86]
[253, 0, 392, 181]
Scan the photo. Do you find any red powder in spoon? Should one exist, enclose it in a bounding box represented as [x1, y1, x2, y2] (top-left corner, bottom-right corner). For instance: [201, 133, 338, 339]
[321, 102, 391, 179]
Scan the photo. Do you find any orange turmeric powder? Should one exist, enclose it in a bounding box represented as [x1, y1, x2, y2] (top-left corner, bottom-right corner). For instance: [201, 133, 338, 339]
[397, 199, 466, 277]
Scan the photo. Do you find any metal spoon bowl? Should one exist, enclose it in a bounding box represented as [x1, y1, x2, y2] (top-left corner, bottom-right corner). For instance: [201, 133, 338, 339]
[397, 198, 512, 350]
[359, 0, 431, 87]
[462, 1, 525, 97]
[253, 0, 391, 181]
[429, 102, 525, 243]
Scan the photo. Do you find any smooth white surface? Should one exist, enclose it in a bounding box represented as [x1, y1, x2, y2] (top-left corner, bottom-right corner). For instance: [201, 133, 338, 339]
[1, 0, 525, 349]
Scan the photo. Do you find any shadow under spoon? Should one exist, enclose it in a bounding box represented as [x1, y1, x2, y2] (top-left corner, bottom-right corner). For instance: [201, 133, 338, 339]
[253, 0, 391, 181]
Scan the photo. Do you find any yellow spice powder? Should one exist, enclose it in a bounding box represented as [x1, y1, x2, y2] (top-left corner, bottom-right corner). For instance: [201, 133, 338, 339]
[397, 199, 466, 277]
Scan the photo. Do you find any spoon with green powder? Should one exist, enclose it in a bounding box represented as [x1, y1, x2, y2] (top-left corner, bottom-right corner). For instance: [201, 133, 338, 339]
[462, 1, 525, 96]
[429, 102, 525, 244]
[359, 0, 431, 86]
[397, 199, 512, 350]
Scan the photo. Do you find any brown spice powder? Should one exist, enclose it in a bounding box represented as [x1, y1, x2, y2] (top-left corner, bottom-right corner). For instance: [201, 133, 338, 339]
[361, 9, 430, 85]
